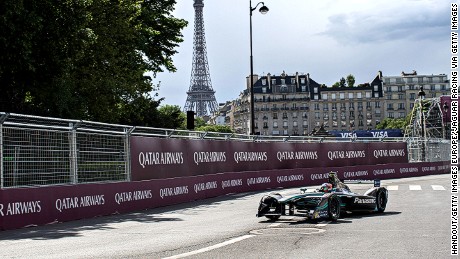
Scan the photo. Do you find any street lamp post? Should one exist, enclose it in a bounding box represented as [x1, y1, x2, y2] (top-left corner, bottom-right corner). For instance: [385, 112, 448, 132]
[249, 1, 268, 136]
[418, 86, 426, 161]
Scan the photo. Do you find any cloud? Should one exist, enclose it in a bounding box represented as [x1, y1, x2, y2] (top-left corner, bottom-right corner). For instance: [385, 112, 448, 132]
[320, 3, 449, 44]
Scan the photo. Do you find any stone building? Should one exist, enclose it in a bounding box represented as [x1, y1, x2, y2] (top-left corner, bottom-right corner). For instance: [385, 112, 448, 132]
[218, 70, 450, 136]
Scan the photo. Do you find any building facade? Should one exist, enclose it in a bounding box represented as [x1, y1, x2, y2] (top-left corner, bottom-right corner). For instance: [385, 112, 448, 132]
[218, 70, 450, 136]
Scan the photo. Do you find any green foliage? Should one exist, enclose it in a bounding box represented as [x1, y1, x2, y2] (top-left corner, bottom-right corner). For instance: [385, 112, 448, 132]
[339, 77, 346, 87]
[346, 74, 355, 87]
[157, 105, 184, 129]
[196, 125, 233, 133]
[376, 117, 408, 130]
[0, 0, 187, 126]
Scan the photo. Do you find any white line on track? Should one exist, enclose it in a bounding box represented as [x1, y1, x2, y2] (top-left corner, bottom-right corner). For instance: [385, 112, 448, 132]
[431, 185, 446, 190]
[163, 235, 255, 259]
[387, 185, 399, 191]
[269, 223, 282, 227]
[409, 185, 422, 190]
[315, 223, 328, 227]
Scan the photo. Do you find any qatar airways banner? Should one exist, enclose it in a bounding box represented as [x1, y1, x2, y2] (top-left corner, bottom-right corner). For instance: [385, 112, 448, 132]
[0, 161, 449, 231]
[131, 137, 408, 181]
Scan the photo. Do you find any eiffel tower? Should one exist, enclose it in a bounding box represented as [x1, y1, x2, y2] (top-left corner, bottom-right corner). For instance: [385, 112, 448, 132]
[184, 0, 218, 117]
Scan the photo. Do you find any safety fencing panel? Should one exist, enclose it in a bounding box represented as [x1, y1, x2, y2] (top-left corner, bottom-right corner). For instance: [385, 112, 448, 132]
[0, 112, 451, 189]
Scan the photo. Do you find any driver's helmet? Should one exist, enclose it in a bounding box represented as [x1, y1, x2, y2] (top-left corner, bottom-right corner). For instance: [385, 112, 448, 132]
[319, 183, 333, 193]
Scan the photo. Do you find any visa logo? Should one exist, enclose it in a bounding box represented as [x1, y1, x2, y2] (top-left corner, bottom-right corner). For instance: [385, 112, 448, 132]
[340, 133, 357, 138]
[371, 131, 388, 138]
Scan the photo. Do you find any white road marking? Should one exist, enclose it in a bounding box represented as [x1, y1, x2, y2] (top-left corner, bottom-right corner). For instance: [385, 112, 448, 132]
[163, 235, 255, 259]
[315, 223, 328, 227]
[409, 185, 422, 190]
[431, 185, 445, 190]
[269, 223, 282, 227]
[387, 185, 399, 191]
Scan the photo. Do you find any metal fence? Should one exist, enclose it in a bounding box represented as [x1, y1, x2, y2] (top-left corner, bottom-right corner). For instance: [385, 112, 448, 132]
[0, 113, 450, 189]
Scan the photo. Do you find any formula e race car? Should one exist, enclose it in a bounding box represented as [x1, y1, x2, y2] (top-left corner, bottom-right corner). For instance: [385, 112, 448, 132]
[256, 172, 388, 221]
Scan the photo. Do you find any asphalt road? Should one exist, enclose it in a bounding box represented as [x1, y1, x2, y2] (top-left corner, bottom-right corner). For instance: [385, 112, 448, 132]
[0, 174, 453, 259]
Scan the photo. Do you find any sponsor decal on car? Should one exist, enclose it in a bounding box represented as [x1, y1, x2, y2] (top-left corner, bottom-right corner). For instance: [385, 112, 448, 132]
[354, 197, 376, 204]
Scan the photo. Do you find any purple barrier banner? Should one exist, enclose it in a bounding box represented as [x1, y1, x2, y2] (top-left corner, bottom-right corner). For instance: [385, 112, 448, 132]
[0, 161, 448, 231]
[131, 137, 408, 181]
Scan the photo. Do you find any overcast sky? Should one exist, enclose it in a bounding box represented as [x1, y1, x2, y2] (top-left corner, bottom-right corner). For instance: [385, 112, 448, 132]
[155, 0, 451, 108]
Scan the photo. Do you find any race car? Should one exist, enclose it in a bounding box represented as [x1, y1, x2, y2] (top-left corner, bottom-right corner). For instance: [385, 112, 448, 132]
[256, 172, 388, 221]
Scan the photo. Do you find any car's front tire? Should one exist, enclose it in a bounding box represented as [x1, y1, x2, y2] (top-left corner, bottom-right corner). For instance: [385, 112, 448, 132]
[328, 194, 341, 221]
[376, 188, 388, 213]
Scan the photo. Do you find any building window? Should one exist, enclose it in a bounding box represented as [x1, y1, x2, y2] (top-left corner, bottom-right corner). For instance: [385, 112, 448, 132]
[366, 92, 371, 98]
[399, 112, 405, 118]
[398, 103, 405, 109]
[375, 101, 381, 108]
[292, 112, 297, 118]
[273, 121, 278, 128]
[387, 103, 393, 110]
[374, 92, 379, 98]
[281, 79, 285, 85]
[301, 78, 305, 84]
[262, 79, 266, 85]
[357, 93, 362, 99]
[388, 112, 394, 118]
[357, 102, 363, 109]
[332, 93, 336, 100]
[332, 103, 337, 110]
[283, 112, 288, 119]
[302, 112, 308, 118]
[262, 87, 267, 93]
[340, 93, 345, 99]
[322, 93, 328, 100]
[374, 85, 379, 91]
[283, 121, 288, 127]
[366, 102, 372, 108]
[398, 94, 404, 99]
[293, 121, 298, 127]
[314, 87, 318, 93]
[271, 79, 276, 85]
[291, 78, 296, 84]
[315, 112, 320, 119]
[314, 94, 319, 100]
[301, 85, 306, 92]
[273, 113, 278, 119]
[348, 93, 353, 99]
[314, 103, 320, 110]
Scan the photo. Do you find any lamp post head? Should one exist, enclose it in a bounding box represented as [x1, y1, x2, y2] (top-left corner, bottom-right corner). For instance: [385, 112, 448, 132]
[259, 4, 269, 14]
[418, 86, 425, 99]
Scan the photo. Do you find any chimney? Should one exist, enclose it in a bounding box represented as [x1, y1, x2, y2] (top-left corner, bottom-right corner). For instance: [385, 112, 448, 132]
[267, 73, 271, 89]
[296, 72, 299, 89]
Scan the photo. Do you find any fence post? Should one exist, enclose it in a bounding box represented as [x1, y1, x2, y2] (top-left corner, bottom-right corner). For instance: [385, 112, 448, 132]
[69, 122, 79, 184]
[0, 121, 3, 189]
[124, 127, 135, 182]
[0, 113, 9, 189]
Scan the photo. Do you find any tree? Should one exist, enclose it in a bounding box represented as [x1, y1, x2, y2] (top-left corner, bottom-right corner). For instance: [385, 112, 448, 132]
[339, 77, 346, 87]
[0, 0, 187, 125]
[346, 74, 355, 87]
[157, 105, 184, 129]
[196, 125, 233, 133]
[376, 117, 408, 130]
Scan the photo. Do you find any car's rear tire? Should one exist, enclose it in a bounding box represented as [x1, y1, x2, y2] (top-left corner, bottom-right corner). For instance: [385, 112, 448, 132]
[376, 188, 388, 213]
[328, 195, 341, 221]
